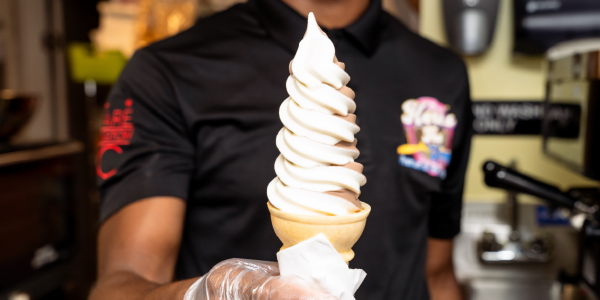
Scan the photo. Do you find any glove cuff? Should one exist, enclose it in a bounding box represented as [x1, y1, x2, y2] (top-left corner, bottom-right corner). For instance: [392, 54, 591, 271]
[183, 275, 205, 300]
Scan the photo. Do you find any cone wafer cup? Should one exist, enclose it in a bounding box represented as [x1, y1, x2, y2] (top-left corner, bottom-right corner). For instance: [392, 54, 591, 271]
[267, 201, 371, 263]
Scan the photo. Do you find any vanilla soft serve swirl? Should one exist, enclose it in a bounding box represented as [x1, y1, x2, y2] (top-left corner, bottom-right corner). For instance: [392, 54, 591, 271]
[267, 13, 366, 216]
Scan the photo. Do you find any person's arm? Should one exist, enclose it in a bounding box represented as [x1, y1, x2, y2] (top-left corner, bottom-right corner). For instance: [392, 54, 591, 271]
[425, 57, 471, 300]
[89, 196, 338, 300]
[426, 238, 462, 300]
[89, 196, 196, 300]
[92, 49, 337, 300]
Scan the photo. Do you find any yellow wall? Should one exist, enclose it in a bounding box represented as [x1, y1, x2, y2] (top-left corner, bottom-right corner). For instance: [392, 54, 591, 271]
[419, 0, 598, 203]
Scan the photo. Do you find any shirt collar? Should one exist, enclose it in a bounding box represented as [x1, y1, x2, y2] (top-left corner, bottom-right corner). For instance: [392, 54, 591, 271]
[249, 0, 384, 55]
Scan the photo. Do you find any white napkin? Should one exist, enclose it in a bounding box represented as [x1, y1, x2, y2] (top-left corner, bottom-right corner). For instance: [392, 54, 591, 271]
[276, 234, 367, 300]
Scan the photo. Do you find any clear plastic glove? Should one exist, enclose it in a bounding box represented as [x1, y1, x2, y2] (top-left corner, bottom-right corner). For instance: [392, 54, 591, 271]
[183, 258, 338, 300]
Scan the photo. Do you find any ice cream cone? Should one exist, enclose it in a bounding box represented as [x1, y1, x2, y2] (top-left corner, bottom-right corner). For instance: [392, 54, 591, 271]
[267, 202, 371, 263]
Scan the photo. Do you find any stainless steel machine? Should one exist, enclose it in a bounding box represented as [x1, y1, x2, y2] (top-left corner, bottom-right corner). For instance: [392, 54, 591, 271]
[545, 39, 600, 181]
[478, 161, 555, 265]
[480, 39, 600, 299]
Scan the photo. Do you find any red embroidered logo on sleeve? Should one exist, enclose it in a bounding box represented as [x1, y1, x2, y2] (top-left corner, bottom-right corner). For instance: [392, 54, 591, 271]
[97, 99, 134, 180]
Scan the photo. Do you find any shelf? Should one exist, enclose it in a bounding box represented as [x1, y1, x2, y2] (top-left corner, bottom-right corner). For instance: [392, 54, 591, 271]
[0, 141, 84, 168]
[0, 262, 70, 300]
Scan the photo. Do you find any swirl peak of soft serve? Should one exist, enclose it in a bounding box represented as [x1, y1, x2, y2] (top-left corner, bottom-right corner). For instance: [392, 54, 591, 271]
[267, 12, 366, 216]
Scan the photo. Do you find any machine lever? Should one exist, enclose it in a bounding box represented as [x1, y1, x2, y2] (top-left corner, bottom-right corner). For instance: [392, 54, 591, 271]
[483, 160, 577, 209]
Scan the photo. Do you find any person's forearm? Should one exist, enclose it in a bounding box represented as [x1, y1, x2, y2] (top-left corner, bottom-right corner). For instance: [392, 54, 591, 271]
[89, 270, 198, 300]
[428, 270, 462, 300]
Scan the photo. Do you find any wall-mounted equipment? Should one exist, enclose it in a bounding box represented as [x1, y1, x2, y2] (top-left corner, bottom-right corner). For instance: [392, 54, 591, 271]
[514, 0, 600, 55]
[443, 0, 500, 56]
[544, 38, 600, 181]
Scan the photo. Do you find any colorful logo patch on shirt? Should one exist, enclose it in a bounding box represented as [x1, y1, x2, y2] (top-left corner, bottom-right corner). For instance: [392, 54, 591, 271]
[397, 97, 457, 179]
[97, 99, 134, 180]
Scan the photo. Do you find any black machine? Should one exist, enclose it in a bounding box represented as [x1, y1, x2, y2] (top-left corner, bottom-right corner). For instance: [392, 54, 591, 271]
[442, 0, 500, 56]
[514, 0, 600, 55]
[483, 41, 600, 298]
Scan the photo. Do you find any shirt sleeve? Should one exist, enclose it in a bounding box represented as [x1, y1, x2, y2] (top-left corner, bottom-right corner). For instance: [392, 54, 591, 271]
[428, 63, 473, 239]
[97, 48, 195, 223]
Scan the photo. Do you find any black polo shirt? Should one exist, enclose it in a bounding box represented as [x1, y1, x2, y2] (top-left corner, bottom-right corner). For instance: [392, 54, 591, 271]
[97, 0, 473, 298]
